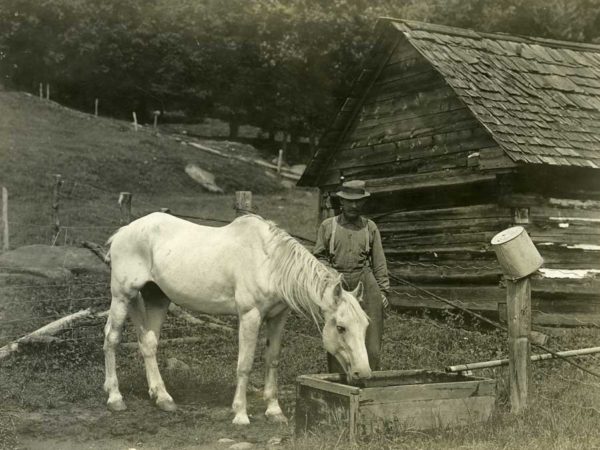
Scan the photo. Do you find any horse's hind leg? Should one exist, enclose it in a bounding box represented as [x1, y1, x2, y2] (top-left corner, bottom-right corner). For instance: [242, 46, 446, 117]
[263, 307, 290, 423]
[232, 305, 262, 425]
[129, 283, 175, 411]
[103, 292, 132, 411]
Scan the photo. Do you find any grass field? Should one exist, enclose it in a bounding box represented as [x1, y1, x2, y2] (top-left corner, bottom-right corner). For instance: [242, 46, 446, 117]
[2, 90, 600, 449]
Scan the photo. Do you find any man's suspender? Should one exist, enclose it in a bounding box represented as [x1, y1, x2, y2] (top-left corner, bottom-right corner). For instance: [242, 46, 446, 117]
[329, 216, 370, 259]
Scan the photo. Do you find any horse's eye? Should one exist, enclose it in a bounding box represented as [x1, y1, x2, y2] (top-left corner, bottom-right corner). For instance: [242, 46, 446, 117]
[336, 326, 346, 334]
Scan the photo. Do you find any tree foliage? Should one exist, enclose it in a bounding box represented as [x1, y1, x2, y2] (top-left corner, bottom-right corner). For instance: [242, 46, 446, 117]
[1, 0, 599, 140]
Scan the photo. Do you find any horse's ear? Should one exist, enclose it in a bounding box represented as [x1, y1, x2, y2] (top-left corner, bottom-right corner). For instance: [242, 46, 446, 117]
[351, 281, 364, 302]
[333, 282, 343, 304]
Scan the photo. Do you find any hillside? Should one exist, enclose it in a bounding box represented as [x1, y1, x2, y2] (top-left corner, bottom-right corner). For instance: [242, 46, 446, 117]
[0, 90, 284, 198]
[0, 90, 319, 250]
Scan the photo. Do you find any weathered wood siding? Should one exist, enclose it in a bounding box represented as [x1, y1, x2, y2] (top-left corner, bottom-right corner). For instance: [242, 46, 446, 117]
[318, 37, 499, 188]
[500, 167, 600, 325]
[315, 36, 600, 326]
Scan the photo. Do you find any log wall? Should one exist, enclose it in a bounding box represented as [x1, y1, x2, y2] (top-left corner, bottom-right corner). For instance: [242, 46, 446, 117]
[316, 37, 600, 326]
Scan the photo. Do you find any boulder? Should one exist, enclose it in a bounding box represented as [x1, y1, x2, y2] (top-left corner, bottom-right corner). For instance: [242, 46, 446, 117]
[185, 164, 224, 193]
[0, 245, 109, 280]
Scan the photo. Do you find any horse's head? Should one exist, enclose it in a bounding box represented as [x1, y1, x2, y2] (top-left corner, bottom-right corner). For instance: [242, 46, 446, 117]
[322, 281, 372, 381]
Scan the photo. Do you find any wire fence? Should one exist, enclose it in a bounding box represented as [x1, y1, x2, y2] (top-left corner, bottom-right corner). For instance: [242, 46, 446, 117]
[2, 176, 600, 414]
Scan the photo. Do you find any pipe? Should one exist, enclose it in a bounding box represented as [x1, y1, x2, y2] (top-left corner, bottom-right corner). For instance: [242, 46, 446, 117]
[446, 346, 600, 373]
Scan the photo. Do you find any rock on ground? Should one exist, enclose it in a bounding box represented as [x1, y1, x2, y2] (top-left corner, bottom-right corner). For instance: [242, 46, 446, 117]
[185, 164, 224, 193]
[0, 244, 109, 280]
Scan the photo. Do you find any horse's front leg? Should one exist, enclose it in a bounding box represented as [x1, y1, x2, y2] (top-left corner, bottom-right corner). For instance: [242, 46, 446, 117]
[232, 307, 262, 425]
[263, 307, 290, 423]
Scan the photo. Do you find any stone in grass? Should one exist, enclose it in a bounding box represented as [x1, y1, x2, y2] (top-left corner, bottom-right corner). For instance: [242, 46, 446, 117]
[267, 436, 283, 446]
[185, 164, 224, 193]
[217, 438, 236, 445]
[229, 443, 254, 450]
[166, 357, 190, 373]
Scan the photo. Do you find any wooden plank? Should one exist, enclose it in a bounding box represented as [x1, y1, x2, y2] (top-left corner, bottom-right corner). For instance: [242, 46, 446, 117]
[359, 379, 495, 404]
[366, 170, 497, 194]
[357, 89, 464, 126]
[388, 260, 501, 279]
[531, 277, 600, 296]
[532, 312, 600, 327]
[295, 385, 351, 435]
[388, 285, 505, 311]
[385, 244, 494, 257]
[357, 396, 495, 431]
[532, 296, 600, 314]
[378, 217, 511, 234]
[372, 69, 444, 98]
[538, 247, 600, 268]
[344, 107, 476, 145]
[297, 375, 360, 396]
[382, 231, 497, 247]
[376, 204, 510, 222]
[530, 206, 600, 221]
[531, 233, 600, 246]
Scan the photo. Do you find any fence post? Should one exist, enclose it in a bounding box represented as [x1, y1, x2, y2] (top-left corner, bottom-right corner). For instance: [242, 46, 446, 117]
[52, 174, 62, 235]
[491, 226, 543, 414]
[132, 112, 138, 132]
[1, 187, 8, 251]
[118, 192, 132, 225]
[235, 191, 252, 217]
[39, 83, 43, 99]
[277, 149, 284, 174]
[506, 278, 531, 413]
[46, 83, 50, 101]
[94, 98, 99, 117]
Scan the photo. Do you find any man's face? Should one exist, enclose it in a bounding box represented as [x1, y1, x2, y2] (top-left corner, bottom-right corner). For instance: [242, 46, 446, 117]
[340, 198, 367, 220]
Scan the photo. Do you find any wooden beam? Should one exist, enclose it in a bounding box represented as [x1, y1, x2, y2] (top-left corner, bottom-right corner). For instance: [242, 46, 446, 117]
[366, 170, 497, 194]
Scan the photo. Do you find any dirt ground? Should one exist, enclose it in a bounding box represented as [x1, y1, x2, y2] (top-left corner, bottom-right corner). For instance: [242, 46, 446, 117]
[6, 385, 296, 450]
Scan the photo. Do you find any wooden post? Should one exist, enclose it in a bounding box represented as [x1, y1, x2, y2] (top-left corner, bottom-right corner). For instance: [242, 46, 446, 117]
[52, 175, 62, 235]
[153, 111, 160, 129]
[1, 187, 8, 251]
[132, 112, 138, 131]
[235, 191, 252, 216]
[118, 192, 132, 225]
[277, 149, 284, 174]
[39, 83, 43, 99]
[46, 83, 50, 100]
[94, 98, 99, 117]
[491, 226, 542, 414]
[506, 278, 531, 413]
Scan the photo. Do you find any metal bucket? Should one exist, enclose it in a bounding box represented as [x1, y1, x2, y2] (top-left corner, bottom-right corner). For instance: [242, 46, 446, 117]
[491, 226, 543, 279]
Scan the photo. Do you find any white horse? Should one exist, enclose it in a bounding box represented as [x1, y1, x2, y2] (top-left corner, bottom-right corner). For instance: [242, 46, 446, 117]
[103, 212, 371, 424]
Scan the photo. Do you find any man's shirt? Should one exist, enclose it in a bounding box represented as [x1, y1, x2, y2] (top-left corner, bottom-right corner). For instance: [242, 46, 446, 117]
[313, 214, 390, 293]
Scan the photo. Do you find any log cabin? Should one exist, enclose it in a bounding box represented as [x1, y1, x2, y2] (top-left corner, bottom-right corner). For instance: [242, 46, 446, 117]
[298, 19, 600, 326]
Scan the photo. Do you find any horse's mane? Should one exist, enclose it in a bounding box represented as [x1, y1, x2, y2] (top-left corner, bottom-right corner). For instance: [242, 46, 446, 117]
[236, 214, 366, 326]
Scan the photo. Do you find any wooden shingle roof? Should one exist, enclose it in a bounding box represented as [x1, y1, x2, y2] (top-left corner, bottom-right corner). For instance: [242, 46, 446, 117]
[299, 19, 600, 186]
[394, 19, 600, 169]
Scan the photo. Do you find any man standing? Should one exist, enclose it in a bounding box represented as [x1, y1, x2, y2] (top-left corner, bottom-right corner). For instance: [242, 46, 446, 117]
[313, 179, 390, 372]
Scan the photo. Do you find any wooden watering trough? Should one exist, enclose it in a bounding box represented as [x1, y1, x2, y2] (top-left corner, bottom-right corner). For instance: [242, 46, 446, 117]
[295, 369, 496, 440]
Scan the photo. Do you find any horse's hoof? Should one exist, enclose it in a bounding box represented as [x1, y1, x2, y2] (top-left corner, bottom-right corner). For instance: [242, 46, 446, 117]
[232, 414, 250, 425]
[156, 398, 177, 412]
[107, 398, 127, 412]
[265, 412, 288, 424]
